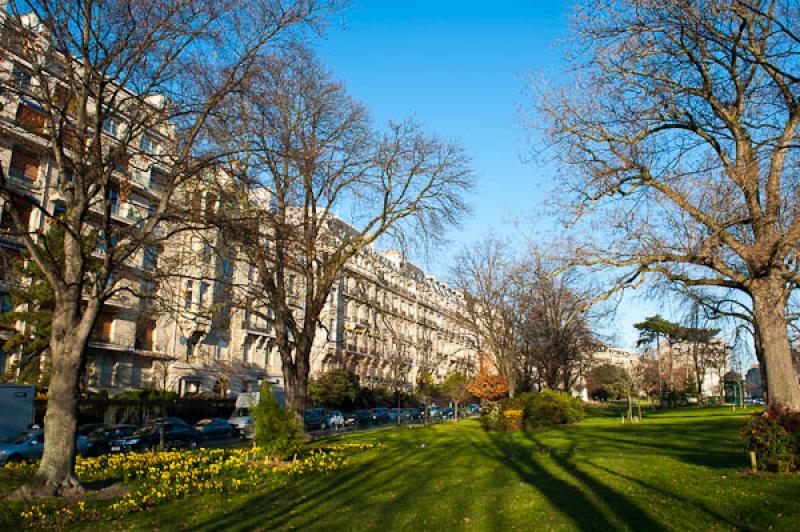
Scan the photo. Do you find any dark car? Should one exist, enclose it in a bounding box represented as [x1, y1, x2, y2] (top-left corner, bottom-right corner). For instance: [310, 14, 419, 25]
[110, 418, 200, 452]
[389, 408, 409, 423]
[0, 430, 90, 464]
[351, 410, 373, 426]
[371, 407, 390, 424]
[304, 410, 328, 431]
[194, 418, 234, 440]
[442, 407, 455, 419]
[77, 423, 105, 438]
[85, 424, 137, 455]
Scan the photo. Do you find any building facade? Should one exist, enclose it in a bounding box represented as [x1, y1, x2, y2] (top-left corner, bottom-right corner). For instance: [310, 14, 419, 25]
[0, 25, 475, 396]
[0, 10, 175, 393]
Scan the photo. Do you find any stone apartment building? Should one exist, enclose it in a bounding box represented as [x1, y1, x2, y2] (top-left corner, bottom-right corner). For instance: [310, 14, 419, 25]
[657, 339, 729, 397]
[0, 14, 477, 397]
[0, 10, 175, 393]
[592, 346, 637, 371]
[157, 215, 478, 398]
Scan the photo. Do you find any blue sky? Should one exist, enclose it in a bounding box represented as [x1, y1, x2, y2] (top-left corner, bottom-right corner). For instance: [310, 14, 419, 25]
[315, 1, 665, 349]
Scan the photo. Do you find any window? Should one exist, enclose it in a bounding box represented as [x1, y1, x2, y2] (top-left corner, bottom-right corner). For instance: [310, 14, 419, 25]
[204, 192, 217, 218]
[1, 198, 33, 234]
[102, 116, 120, 137]
[242, 339, 251, 364]
[131, 362, 142, 388]
[16, 104, 46, 135]
[222, 256, 233, 279]
[9, 150, 39, 184]
[12, 66, 31, 90]
[107, 187, 119, 215]
[143, 246, 158, 270]
[136, 321, 156, 351]
[140, 134, 158, 155]
[199, 282, 209, 306]
[92, 313, 114, 343]
[55, 86, 79, 116]
[95, 230, 117, 255]
[183, 280, 193, 310]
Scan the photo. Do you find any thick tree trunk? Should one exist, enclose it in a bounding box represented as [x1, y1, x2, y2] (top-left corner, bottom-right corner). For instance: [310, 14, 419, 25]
[751, 277, 800, 410]
[280, 336, 311, 430]
[13, 296, 86, 499]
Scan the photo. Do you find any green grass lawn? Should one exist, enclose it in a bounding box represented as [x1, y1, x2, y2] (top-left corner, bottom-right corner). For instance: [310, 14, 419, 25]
[7, 406, 800, 530]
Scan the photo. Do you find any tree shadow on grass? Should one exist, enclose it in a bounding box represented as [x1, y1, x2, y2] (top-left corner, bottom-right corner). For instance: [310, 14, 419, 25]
[473, 430, 665, 531]
[570, 416, 747, 470]
[193, 424, 498, 531]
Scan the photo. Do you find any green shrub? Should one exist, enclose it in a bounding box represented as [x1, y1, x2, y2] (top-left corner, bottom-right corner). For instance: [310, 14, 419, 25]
[523, 390, 585, 428]
[741, 407, 800, 473]
[479, 402, 506, 431]
[252, 384, 301, 460]
[479, 390, 585, 432]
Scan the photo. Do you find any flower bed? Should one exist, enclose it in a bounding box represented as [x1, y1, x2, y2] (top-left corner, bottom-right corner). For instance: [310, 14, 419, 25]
[8, 442, 382, 529]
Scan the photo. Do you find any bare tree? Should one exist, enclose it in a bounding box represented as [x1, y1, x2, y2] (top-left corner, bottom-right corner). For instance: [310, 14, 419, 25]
[454, 238, 601, 395]
[537, 0, 800, 408]
[453, 237, 520, 394]
[211, 51, 472, 424]
[515, 255, 602, 392]
[0, 0, 328, 497]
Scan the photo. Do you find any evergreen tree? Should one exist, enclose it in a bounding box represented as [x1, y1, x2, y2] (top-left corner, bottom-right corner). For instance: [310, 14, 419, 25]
[0, 227, 64, 384]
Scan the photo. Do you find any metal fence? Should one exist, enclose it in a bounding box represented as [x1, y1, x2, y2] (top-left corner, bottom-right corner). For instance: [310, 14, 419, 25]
[34, 398, 236, 426]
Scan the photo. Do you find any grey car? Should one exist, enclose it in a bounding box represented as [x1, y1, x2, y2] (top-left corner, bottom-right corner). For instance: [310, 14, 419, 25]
[0, 430, 90, 465]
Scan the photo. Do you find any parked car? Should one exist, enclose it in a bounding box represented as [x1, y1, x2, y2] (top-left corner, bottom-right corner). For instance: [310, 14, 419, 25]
[304, 409, 328, 431]
[327, 411, 345, 429]
[228, 407, 254, 439]
[0, 430, 90, 465]
[77, 423, 105, 438]
[343, 413, 358, 426]
[442, 407, 455, 419]
[427, 405, 442, 418]
[371, 407, 391, 424]
[468, 404, 481, 414]
[194, 418, 234, 440]
[85, 424, 137, 456]
[110, 418, 200, 452]
[407, 408, 422, 420]
[389, 408, 409, 423]
[352, 410, 373, 426]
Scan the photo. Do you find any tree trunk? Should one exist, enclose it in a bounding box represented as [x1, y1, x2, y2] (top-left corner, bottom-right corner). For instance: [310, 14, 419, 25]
[13, 297, 86, 498]
[751, 277, 800, 410]
[280, 336, 311, 430]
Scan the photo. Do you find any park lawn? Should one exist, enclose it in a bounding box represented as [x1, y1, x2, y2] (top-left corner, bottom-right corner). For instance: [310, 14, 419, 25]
[80, 406, 800, 531]
[4, 406, 800, 530]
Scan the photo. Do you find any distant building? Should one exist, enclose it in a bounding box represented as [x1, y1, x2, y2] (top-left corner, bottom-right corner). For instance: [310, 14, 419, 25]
[745, 366, 762, 399]
[592, 346, 637, 370]
[657, 339, 728, 398]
